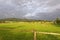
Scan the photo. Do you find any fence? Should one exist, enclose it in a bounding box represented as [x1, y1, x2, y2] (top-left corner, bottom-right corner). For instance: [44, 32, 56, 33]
[33, 31, 60, 40]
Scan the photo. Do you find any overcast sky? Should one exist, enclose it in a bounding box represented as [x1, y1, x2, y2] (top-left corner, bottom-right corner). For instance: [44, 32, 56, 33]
[0, 0, 60, 20]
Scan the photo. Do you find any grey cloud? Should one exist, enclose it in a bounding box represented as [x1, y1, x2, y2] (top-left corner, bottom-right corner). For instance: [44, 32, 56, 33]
[48, 0, 60, 6]
[0, 0, 60, 20]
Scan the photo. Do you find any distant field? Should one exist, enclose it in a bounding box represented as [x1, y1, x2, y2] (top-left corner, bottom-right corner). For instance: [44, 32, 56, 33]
[0, 22, 60, 40]
[0, 22, 60, 33]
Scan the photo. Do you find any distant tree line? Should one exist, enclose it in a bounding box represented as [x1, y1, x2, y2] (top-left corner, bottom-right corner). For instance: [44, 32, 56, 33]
[0, 18, 60, 24]
[0, 18, 51, 23]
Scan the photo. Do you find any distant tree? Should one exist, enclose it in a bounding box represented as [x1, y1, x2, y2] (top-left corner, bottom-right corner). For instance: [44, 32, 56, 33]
[54, 18, 60, 24]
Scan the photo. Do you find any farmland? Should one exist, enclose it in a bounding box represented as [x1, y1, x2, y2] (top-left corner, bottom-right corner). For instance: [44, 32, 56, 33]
[0, 22, 60, 40]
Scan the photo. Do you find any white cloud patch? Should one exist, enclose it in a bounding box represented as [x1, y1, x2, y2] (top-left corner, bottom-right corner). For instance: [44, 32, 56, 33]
[23, 0, 55, 18]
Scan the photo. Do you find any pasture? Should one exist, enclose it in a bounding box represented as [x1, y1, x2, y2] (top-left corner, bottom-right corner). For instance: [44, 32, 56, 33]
[0, 22, 60, 40]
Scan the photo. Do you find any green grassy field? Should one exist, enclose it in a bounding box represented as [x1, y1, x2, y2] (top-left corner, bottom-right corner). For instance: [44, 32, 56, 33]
[0, 22, 60, 40]
[0, 22, 60, 33]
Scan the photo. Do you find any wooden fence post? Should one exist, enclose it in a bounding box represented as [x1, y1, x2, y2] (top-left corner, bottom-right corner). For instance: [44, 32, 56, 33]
[33, 30, 36, 40]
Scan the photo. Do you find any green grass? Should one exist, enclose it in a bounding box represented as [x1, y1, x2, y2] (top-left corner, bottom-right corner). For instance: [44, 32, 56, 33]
[0, 30, 33, 40]
[0, 22, 60, 40]
[37, 33, 60, 40]
[0, 22, 60, 33]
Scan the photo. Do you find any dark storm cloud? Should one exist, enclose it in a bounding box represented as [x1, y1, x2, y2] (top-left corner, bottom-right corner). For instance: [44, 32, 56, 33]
[0, 0, 60, 20]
